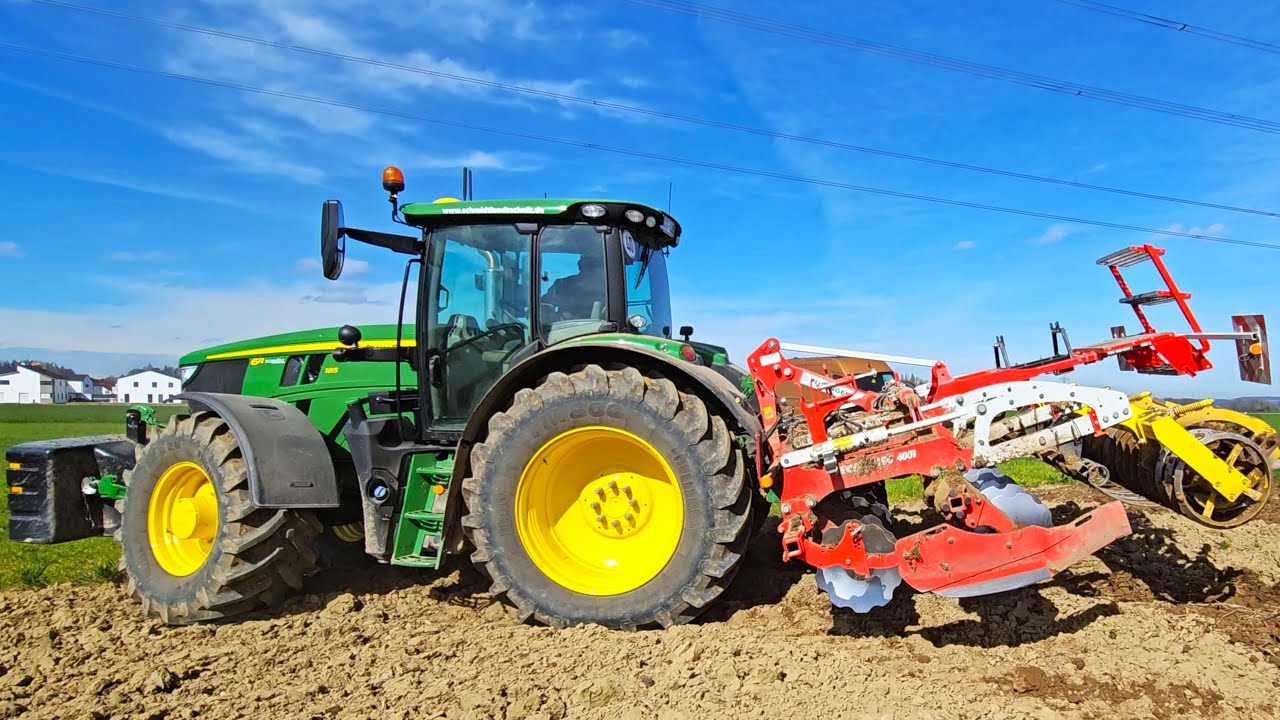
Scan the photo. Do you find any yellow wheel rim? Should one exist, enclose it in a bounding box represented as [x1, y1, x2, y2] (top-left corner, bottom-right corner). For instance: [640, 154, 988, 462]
[147, 461, 219, 576]
[515, 426, 684, 596]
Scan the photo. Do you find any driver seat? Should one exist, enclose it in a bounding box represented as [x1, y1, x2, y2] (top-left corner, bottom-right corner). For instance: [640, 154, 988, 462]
[445, 314, 480, 348]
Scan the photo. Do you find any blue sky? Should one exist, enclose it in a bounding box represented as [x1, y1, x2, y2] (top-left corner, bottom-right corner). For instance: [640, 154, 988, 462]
[0, 0, 1277, 397]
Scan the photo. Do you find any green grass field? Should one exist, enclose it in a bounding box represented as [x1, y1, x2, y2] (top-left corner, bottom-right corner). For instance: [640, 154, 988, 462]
[1253, 412, 1280, 429]
[1, 405, 1277, 590]
[1, 404, 185, 589]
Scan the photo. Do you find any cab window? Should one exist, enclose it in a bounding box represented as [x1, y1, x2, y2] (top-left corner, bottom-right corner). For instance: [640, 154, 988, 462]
[539, 224, 607, 344]
[624, 235, 672, 338]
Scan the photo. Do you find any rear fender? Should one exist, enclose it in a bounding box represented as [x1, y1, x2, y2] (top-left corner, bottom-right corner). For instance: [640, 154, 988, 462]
[177, 392, 339, 508]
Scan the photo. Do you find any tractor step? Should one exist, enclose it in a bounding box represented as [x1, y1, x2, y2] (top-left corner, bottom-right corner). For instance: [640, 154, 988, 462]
[1097, 245, 1165, 267]
[390, 454, 454, 569]
[1118, 290, 1187, 307]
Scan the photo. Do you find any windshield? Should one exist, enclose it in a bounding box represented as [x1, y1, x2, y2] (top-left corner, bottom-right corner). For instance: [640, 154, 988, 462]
[624, 232, 673, 338]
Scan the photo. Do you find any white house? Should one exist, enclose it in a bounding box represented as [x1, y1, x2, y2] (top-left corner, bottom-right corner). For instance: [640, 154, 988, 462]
[66, 373, 96, 402]
[0, 364, 72, 404]
[117, 370, 182, 404]
[91, 378, 115, 402]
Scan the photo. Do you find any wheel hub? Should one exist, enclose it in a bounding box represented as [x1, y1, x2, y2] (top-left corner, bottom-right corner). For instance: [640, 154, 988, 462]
[578, 472, 655, 537]
[148, 461, 219, 576]
[169, 488, 217, 540]
[515, 426, 684, 596]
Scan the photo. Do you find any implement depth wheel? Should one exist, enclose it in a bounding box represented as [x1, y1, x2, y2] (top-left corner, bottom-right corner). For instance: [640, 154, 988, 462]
[462, 365, 753, 629]
[117, 413, 321, 624]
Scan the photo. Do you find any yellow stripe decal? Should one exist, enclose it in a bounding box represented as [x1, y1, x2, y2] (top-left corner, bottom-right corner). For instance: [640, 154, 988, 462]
[9, 486, 22, 494]
[207, 339, 417, 360]
[6, 462, 19, 471]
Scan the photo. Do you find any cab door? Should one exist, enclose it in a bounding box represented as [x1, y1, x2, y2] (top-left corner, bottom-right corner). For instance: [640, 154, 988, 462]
[421, 224, 534, 428]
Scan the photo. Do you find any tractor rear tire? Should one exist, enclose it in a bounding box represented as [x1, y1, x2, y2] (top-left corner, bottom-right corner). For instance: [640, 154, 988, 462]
[461, 365, 753, 629]
[116, 412, 321, 624]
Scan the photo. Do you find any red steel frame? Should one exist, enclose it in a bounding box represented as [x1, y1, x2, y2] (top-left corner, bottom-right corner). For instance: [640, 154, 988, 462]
[743, 245, 1228, 598]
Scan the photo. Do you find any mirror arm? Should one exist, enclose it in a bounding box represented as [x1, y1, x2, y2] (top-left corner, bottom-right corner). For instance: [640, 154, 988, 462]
[342, 227, 421, 255]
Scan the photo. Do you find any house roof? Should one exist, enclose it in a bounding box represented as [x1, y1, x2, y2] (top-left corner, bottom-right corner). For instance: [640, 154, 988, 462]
[16, 364, 83, 381]
[119, 368, 182, 380]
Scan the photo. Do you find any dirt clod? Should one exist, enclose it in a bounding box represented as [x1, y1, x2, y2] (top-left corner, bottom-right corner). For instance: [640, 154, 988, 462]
[143, 669, 179, 695]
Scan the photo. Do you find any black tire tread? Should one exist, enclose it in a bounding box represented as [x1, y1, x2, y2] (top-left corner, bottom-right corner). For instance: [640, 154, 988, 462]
[116, 413, 321, 624]
[460, 365, 753, 629]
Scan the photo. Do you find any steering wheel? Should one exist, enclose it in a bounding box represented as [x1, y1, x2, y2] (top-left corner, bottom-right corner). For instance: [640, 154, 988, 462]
[443, 323, 526, 355]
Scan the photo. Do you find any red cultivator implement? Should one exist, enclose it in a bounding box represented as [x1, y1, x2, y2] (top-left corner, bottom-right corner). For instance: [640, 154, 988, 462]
[745, 245, 1273, 611]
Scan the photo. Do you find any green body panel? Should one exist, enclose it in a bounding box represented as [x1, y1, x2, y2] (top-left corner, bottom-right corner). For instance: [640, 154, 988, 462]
[557, 332, 693, 362]
[688, 340, 730, 366]
[180, 324, 412, 365]
[401, 197, 607, 217]
[182, 325, 417, 451]
[398, 198, 681, 243]
[391, 453, 454, 568]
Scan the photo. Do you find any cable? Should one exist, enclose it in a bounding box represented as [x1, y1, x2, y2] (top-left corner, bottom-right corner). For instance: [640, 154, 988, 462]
[3, 41, 1278, 251]
[1054, 0, 1280, 56]
[623, 0, 1280, 135]
[23, 0, 1280, 218]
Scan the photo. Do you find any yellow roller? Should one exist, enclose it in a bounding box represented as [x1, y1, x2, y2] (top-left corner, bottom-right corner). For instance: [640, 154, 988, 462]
[1080, 393, 1275, 528]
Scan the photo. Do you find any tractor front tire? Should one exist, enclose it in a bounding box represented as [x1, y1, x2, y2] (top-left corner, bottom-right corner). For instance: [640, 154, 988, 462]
[461, 365, 753, 629]
[116, 412, 321, 624]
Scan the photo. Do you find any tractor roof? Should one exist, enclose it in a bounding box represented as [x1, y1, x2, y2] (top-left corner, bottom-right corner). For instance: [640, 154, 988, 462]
[399, 198, 681, 246]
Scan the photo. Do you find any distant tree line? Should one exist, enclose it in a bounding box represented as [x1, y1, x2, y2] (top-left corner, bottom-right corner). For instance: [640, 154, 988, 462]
[1165, 397, 1280, 413]
[0, 359, 78, 375]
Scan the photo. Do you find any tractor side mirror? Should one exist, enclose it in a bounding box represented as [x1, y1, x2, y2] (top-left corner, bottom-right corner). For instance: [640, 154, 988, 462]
[679, 325, 694, 341]
[320, 199, 345, 281]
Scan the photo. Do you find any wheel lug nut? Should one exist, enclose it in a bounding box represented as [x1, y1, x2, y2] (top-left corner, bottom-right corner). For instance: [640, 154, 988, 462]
[590, 501, 600, 510]
[624, 513, 634, 523]
[622, 485, 632, 496]
[608, 480, 618, 492]
[611, 519, 620, 529]
[597, 515, 606, 523]
[629, 499, 639, 510]
[595, 488, 605, 498]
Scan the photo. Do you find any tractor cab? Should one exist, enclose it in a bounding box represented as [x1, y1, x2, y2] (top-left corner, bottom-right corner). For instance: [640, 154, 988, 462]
[320, 168, 684, 430]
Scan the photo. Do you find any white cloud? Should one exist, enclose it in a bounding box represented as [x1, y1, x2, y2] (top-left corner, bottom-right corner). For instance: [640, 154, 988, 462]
[953, 240, 975, 250]
[1031, 223, 1075, 245]
[161, 126, 325, 183]
[0, 242, 21, 257]
[296, 258, 369, 275]
[412, 151, 543, 173]
[0, 278, 404, 355]
[104, 250, 175, 262]
[604, 29, 649, 50]
[0, 155, 260, 211]
[1163, 221, 1227, 237]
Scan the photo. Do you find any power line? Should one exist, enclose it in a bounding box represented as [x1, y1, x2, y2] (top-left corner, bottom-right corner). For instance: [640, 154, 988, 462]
[623, 0, 1280, 135]
[24, 0, 1280, 219]
[3, 41, 1278, 251]
[1054, 0, 1280, 56]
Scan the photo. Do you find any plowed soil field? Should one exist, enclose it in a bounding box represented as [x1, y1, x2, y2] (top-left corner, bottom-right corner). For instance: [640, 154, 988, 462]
[2, 486, 1278, 720]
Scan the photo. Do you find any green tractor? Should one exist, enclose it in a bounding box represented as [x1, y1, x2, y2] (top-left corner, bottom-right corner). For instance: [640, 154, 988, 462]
[6, 168, 762, 628]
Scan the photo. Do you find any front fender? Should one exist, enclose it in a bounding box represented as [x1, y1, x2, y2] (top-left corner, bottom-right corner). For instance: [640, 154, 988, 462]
[177, 392, 339, 509]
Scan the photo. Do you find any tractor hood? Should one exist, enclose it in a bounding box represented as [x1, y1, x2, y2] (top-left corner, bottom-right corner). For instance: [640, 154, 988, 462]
[180, 325, 413, 365]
